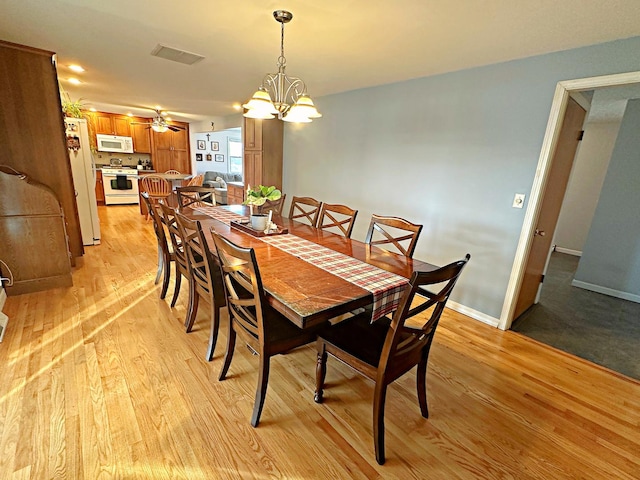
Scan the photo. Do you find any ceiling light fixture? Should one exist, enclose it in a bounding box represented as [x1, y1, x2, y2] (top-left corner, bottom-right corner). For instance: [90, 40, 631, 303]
[68, 77, 81, 85]
[68, 64, 85, 73]
[243, 10, 321, 123]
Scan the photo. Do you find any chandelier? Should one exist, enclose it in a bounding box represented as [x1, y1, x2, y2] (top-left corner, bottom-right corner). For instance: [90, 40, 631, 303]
[243, 10, 322, 123]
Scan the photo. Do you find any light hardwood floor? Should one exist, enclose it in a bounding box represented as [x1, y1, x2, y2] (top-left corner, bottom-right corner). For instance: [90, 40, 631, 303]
[1, 205, 639, 479]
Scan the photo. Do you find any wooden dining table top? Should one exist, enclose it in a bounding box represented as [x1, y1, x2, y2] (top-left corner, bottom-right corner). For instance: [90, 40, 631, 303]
[183, 205, 438, 329]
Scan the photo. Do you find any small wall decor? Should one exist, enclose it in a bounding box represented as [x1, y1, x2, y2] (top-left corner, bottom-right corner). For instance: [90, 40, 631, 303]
[206, 154, 212, 161]
[196, 153, 203, 161]
[66, 135, 81, 152]
[211, 141, 219, 151]
[197, 140, 206, 150]
[215, 154, 224, 162]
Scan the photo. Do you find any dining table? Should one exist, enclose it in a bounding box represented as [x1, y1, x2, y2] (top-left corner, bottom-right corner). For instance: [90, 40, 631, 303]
[183, 204, 438, 330]
[150, 172, 193, 190]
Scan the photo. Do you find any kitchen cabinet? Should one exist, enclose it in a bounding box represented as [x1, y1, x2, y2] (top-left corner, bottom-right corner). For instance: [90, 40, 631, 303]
[95, 170, 105, 205]
[151, 122, 191, 173]
[226, 182, 245, 205]
[242, 117, 283, 190]
[131, 118, 152, 153]
[94, 112, 131, 136]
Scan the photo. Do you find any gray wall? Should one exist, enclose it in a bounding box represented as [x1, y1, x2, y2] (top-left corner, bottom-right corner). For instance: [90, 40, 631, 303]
[573, 99, 640, 300]
[281, 36, 640, 321]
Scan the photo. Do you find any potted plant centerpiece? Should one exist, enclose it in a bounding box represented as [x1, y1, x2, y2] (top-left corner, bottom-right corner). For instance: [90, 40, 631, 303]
[243, 185, 282, 231]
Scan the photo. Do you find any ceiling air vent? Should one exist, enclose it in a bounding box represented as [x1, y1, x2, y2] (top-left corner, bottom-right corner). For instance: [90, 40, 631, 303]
[150, 44, 205, 65]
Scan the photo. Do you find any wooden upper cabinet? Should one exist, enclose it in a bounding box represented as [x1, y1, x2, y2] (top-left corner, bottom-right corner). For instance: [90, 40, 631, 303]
[243, 117, 263, 150]
[93, 112, 132, 137]
[242, 117, 283, 190]
[131, 118, 151, 153]
[151, 121, 191, 173]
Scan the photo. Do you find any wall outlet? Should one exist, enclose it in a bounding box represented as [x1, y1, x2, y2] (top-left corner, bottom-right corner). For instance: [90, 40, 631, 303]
[512, 193, 525, 208]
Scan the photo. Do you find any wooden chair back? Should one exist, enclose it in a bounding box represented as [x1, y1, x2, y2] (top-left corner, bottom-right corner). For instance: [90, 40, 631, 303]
[288, 196, 322, 226]
[141, 175, 172, 198]
[317, 203, 358, 238]
[176, 186, 216, 209]
[187, 174, 204, 186]
[315, 254, 470, 464]
[211, 231, 320, 426]
[365, 214, 423, 258]
[164, 169, 181, 175]
[159, 203, 188, 276]
[261, 193, 286, 215]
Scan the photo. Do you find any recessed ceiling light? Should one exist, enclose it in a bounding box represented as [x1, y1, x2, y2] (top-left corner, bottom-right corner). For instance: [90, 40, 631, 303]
[127, 112, 133, 117]
[89, 107, 97, 112]
[233, 103, 242, 110]
[68, 78, 81, 85]
[68, 64, 85, 73]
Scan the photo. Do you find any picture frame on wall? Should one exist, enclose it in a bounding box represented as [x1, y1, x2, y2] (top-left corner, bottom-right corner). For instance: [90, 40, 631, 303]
[211, 141, 219, 151]
[206, 154, 212, 161]
[197, 140, 206, 150]
[215, 154, 224, 162]
[196, 153, 203, 161]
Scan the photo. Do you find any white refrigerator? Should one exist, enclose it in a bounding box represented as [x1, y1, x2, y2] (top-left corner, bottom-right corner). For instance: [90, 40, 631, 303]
[65, 118, 101, 245]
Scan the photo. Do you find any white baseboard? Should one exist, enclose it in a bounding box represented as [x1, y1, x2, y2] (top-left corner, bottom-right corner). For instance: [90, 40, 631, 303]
[447, 300, 500, 328]
[571, 279, 640, 304]
[555, 247, 582, 256]
[0, 286, 7, 342]
[0, 286, 5, 311]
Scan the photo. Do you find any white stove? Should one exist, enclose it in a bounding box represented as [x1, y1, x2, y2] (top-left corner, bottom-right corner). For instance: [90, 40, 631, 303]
[101, 167, 140, 205]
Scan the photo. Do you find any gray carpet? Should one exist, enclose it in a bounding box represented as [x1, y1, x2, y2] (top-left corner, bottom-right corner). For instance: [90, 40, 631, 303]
[511, 252, 640, 381]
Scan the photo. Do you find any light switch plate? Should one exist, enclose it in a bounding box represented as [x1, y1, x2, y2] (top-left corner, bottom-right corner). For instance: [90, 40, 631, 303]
[513, 193, 525, 208]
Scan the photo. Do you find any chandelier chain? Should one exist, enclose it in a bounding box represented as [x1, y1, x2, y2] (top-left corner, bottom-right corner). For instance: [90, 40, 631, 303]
[277, 20, 286, 69]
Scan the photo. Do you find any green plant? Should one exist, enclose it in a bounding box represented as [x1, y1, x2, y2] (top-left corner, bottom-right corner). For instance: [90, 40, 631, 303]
[243, 185, 282, 207]
[60, 88, 85, 118]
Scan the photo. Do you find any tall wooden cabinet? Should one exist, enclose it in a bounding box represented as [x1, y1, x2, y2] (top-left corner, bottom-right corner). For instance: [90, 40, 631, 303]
[243, 117, 283, 190]
[151, 122, 191, 173]
[0, 40, 83, 271]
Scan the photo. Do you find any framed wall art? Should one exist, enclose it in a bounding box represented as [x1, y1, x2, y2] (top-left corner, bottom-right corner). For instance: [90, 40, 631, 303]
[215, 154, 224, 162]
[195, 153, 203, 161]
[206, 154, 212, 161]
[197, 140, 206, 150]
[211, 141, 219, 151]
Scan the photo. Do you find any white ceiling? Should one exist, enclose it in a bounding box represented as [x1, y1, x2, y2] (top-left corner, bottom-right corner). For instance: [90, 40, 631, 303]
[2, 0, 640, 122]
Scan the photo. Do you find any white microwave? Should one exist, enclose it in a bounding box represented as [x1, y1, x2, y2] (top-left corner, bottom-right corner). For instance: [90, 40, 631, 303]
[96, 134, 134, 153]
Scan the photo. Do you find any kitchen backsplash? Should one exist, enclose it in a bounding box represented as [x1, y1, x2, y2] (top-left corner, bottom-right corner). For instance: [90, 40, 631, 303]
[94, 152, 151, 168]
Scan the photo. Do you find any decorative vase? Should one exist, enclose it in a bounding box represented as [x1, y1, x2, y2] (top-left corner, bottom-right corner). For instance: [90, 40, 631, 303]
[250, 214, 268, 231]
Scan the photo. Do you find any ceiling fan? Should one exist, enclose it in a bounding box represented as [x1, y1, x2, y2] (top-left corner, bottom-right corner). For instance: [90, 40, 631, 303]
[131, 108, 185, 133]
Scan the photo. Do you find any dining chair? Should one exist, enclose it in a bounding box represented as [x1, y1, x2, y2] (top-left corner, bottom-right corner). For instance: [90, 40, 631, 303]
[141, 192, 174, 299]
[365, 214, 424, 258]
[159, 203, 191, 310]
[176, 213, 226, 360]
[164, 169, 181, 175]
[176, 186, 216, 209]
[260, 193, 286, 215]
[212, 231, 323, 427]
[314, 254, 470, 465]
[186, 173, 204, 187]
[288, 196, 322, 226]
[141, 175, 172, 220]
[316, 203, 358, 238]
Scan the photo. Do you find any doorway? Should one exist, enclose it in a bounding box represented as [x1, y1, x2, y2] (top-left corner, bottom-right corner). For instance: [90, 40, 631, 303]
[499, 71, 640, 331]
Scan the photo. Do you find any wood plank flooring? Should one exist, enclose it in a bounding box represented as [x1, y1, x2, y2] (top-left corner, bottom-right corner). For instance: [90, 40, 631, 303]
[1, 205, 639, 479]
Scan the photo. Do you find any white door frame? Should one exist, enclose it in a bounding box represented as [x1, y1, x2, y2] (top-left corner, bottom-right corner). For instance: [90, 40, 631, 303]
[498, 70, 640, 331]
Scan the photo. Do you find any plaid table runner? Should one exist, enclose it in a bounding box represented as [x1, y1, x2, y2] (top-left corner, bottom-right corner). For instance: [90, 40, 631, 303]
[193, 206, 249, 224]
[261, 234, 409, 322]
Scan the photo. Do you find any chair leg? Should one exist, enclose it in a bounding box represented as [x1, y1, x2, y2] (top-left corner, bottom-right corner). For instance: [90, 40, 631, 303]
[205, 303, 221, 361]
[218, 321, 236, 378]
[154, 243, 163, 285]
[160, 256, 171, 300]
[314, 341, 327, 403]
[416, 355, 429, 418]
[373, 382, 389, 465]
[251, 354, 270, 427]
[184, 284, 198, 332]
[170, 270, 182, 307]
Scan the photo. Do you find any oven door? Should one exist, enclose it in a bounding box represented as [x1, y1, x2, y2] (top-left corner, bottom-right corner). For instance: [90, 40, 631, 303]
[102, 173, 140, 205]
